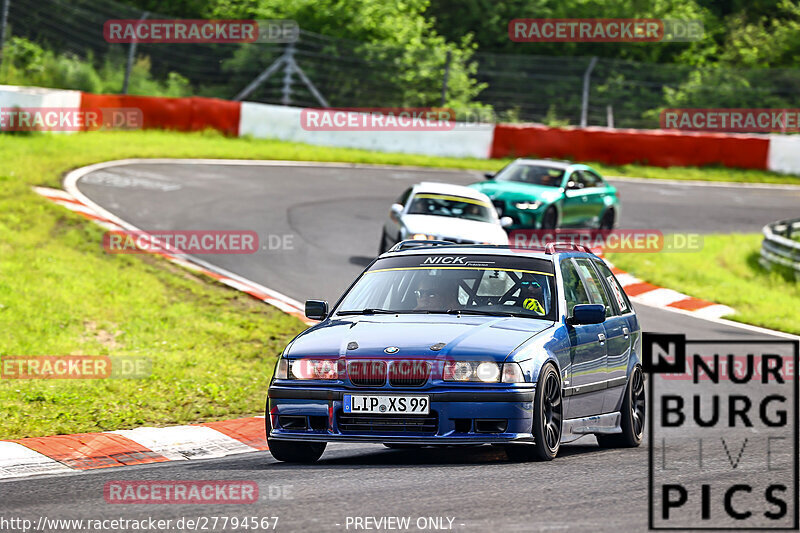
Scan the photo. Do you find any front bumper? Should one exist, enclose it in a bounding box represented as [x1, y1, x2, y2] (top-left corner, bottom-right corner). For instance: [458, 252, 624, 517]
[495, 205, 544, 229]
[267, 385, 535, 444]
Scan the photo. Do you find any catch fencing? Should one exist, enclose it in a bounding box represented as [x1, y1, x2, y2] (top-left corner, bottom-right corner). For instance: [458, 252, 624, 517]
[2, 0, 800, 129]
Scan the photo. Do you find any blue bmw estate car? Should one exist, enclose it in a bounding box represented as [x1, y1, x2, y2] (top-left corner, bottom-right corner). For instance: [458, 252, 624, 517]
[266, 241, 644, 462]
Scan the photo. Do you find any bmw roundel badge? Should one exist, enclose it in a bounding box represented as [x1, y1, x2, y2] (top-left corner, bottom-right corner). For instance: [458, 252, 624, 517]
[384, 346, 399, 354]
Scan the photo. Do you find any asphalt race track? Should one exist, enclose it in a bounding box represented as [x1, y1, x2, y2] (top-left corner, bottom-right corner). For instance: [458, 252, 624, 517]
[3, 162, 799, 532]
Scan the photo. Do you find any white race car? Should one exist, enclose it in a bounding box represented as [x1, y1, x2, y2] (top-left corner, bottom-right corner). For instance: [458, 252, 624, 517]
[379, 182, 512, 253]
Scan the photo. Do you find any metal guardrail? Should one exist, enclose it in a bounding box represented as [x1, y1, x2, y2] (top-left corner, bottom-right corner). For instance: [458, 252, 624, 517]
[760, 218, 800, 279]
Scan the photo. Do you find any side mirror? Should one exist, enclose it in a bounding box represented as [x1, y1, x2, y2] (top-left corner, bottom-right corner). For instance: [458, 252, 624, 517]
[305, 300, 329, 320]
[568, 304, 605, 325]
[500, 216, 513, 228]
[484, 172, 495, 180]
[390, 203, 403, 217]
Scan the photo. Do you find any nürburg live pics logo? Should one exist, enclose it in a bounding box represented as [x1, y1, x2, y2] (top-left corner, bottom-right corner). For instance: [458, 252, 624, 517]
[645, 333, 799, 530]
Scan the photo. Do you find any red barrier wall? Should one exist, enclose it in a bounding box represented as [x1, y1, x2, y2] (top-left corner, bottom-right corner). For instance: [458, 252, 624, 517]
[79, 93, 241, 136]
[490, 124, 770, 169]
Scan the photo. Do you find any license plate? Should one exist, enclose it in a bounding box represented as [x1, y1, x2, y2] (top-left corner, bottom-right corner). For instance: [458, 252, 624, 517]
[343, 394, 430, 415]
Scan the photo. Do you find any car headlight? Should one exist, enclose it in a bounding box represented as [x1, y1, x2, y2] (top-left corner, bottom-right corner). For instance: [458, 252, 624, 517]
[412, 233, 435, 240]
[289, 358, 339, 380]
[476, 362, 501, 382]
[513, 201, 542, 210]
[443, 361, 501, 383]
[274, 358, 288, 379]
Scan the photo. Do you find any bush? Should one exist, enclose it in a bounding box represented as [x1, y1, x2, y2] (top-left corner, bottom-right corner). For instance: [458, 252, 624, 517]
[0, 36, 192, 97]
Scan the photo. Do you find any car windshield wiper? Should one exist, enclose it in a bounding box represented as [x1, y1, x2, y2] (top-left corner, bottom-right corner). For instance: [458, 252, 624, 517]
[336, 308, 399, 315]
[443, 308, 531, 318]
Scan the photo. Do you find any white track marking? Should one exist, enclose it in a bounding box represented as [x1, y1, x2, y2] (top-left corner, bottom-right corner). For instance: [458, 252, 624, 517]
[0, 442, 73, 479]
[632, 287, 692, 308]
[63, 160, 305, 313]
[612, 272, 640, 287]
[110, 426, 255, 461]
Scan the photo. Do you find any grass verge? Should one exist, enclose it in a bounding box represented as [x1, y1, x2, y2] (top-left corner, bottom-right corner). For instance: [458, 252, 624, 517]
[1, 130, 797, 438]
[1, 129, 798, 186]
[605, 234, 800, 335]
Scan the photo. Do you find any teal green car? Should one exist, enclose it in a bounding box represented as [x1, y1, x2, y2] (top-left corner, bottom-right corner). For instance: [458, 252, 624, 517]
[469, 159, 620, 230]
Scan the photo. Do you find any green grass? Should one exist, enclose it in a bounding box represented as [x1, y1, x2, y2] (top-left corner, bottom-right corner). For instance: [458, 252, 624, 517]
[591, 162, 800, 185]
[1, 129, 797, 186]
[606, 234, 800, 335]
[1, 130, 797, 439]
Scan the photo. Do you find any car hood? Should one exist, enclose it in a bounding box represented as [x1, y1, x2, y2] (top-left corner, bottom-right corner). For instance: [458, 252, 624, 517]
[470, 181, 563, 203]
[400, 214, 508, 244]
[287, 315, 554, 361]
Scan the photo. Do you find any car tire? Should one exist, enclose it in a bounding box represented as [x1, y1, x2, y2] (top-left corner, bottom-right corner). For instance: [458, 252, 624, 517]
[540, 206, 558, 230]
[596, 366, 645, 448]
[265, 413, 326, 463]
[505, 363, 562, 462]
[599, 208, 616, 230]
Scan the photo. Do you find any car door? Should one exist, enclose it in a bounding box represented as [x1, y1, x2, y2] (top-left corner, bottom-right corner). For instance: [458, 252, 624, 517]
[590, 258, 635, 413]
[560, 257, 608, 419]
[561, 170, 606, 227]
[580, 169, 610, 227]
[559, 170, 587, 227]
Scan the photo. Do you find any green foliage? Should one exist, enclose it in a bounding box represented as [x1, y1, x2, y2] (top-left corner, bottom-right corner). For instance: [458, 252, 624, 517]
[4, 0, 800, 126]
[213, 0, 486, 108]
[0, 37, 192, 97]
[542, 104, 570, 127]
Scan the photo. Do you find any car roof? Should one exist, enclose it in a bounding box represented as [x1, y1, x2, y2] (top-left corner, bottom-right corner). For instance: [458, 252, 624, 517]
[380, 244, 595, 262]
[512, 159, 572, 170]
[413, 182, 491, 201]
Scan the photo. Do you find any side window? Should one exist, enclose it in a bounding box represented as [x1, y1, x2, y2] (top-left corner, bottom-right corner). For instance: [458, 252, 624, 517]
[582, 170, 603, 188]
[566, 171, 584, 190]
[396, 187, 412, 206]
[593, 259, 631, 314]
[574, 258, 614, 317]
[560, 259, 591, 316]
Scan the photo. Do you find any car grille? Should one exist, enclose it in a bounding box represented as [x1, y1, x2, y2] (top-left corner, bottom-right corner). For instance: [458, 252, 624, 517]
[492, 200, 505, 215]
[388, 361, 430, 387]
[347, 361, 387, 386]
[337, 410, 439, 434]
[347, 360, 432, 387]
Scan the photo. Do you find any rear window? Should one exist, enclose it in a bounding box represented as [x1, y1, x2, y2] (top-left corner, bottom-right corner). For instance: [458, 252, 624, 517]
[406, 194, 495, 223]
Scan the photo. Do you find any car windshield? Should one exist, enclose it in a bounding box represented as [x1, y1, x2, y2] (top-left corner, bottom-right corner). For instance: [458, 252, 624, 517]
[495, 164, 565, 187]
[336, 254, 556, 320]
[406, 194, 495, 223]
